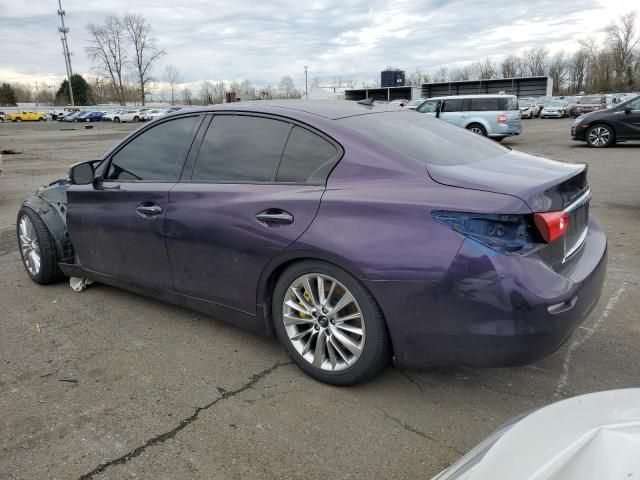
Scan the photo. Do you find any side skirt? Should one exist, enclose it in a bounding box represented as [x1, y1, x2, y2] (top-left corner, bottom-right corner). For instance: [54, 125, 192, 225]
[58, 263, 265, 334]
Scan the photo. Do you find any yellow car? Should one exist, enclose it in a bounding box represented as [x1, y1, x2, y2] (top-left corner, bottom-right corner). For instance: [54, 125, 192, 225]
[6, 111, 47, 122]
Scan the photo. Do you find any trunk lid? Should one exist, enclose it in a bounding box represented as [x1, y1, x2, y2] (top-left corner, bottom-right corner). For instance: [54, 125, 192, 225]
[426, 149, 587, 212]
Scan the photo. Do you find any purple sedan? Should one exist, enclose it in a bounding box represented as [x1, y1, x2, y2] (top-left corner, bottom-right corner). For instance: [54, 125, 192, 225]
[17, 101, 607, 385]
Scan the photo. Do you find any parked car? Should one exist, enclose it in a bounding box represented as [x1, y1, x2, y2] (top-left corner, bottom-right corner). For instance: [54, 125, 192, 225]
[102, 110, 126, 122]
[571, 94, 640, 147]
[574, 95, 607, 116]
[6, 111, 46, 122]
[76, 111, 104, 122]
[113, 110, 150, 123]
[0, 111, 5, 122]
[415, 95, 522, 141]
[48, 108, 76, 120]
[540, 101, 569, 118]
[146, 108, 169, 120]
[431, 389, 640, 480]
[17, 101, 605, 385]
[62, 111, 84, 122]
[388, 99, 410, 107]
[519, 101, 540, 119]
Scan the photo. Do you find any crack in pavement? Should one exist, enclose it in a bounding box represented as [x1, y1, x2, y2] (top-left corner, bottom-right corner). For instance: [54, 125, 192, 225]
[375, 407, 465, 456]
[77, 361, 292, 480]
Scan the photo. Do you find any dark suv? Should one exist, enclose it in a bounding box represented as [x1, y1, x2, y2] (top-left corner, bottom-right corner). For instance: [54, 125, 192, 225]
[571, 95, 640, 147]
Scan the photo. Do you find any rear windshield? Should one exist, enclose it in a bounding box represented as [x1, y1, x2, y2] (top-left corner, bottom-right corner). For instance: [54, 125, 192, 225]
[339, 111, 508, 166]
[580, 96, 603, 104]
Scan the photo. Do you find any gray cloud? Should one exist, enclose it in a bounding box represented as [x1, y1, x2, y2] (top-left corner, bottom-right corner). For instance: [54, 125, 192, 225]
[0, 0, 631, 88]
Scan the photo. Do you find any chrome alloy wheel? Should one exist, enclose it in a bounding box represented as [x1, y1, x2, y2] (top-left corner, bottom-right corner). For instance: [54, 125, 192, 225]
[18, 215, 41, 276]
[469, 126, 484, 135]
[282, 274, 365, 372]
[588, 126, 610, 147]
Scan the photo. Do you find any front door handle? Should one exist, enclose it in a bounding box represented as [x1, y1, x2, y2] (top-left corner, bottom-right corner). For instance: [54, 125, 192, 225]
[255, 209, 294, 226]
[136, 203, 163, 217]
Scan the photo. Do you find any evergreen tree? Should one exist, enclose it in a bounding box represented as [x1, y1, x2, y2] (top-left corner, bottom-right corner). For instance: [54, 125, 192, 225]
[0, 83, 18, 106]
[55, 74, 93, 105]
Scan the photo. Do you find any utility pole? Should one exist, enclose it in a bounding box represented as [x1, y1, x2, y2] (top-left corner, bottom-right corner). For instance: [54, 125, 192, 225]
[57, 0, 75, 106]
[304, 65, 308, 99]
[34, 81, 39, 106]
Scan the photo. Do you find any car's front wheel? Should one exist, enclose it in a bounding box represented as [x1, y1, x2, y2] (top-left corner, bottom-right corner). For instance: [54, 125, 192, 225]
[17, 208, 63, 284]
[114, 117, 120, 123]
[586, 124, 615, 148]
[273, 261, 391, 385]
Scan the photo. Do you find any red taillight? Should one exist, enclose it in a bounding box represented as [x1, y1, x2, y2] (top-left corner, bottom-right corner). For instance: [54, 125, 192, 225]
[497, 114, 507, 124]
[534, 211, 569, 243]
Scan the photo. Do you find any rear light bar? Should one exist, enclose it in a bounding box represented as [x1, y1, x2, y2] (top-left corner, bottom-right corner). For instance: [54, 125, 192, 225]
[534, 211, 569, 244]
[497, 114, 507, 124]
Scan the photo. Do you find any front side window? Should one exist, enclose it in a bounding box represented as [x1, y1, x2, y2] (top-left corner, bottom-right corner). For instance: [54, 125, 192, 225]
[417, 101, 439, 113]
[276, 127, 339, 184]
[105, 116, 198, 182]
[626, 97, 640, 110]
[192, 115, 290, 182]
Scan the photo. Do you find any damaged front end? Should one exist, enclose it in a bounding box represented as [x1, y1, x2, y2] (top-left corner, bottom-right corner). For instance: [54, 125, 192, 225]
[21, 178, 75, 264]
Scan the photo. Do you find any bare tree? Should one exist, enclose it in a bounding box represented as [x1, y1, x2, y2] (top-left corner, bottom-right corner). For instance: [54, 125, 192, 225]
[407, 68, 430, 86]
[181, 87, 192, 106]
[124, 14, 166, 105]
[434, 66, 449, 82]
[569, 49, 588, 93]
[278, 75, 296, 98]
[474, 58, 497, 79]
[606, 11, 639, 89]
[163, 65, 180, 105]
[86, 16, 128, 105]
[523, 47, 549, 76]
[501, 55, 521, 78]
[199, 81, 213, 104]
[547, 51, 568, 94]
[311, 76, 321, 88]
[212, 81, 226, 103]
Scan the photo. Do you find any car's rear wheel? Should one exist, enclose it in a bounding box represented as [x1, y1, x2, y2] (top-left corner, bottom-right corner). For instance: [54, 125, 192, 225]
[39, 117, 45, 121]
[114, 117, 120, 123]
[273, 261, 391, 385]
[15, 117, 22, 122]
[466, 123, 486, 136]
[17, 208, 63, 284]
[133, 116, 140, 122]
[586, 124, 615, 148]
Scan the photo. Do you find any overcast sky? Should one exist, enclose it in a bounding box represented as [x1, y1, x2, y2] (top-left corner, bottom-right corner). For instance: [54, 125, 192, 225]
[0, 0, 637, 89]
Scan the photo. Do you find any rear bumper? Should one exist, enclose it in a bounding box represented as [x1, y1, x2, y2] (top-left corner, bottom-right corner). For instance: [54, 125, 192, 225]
[366, 217, 607, 369]
[489, 123, 522, 138]
[541, 112, 564, 118]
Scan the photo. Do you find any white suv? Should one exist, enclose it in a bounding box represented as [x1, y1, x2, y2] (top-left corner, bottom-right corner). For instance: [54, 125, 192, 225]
[113, 110, 150, 123]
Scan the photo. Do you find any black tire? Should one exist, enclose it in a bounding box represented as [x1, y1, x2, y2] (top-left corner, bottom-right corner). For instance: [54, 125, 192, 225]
[586, 124, 615, 148]
[114, 117, 120, 123]
[16, 207, 64, 285]
[133, 116, 140, 122]
[272, 260, 391, 385]
[466, 123, 487, 136]
[15, 117, 22, 122]
[39, 117, 45, 121]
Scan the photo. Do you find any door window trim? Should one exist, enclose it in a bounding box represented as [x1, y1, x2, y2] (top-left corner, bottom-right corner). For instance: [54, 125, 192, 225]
[181, 111, 344, 186]
[100, 113, 205, 184]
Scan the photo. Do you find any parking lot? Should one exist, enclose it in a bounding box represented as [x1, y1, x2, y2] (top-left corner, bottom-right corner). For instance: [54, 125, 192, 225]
[0, 117, 638, 479]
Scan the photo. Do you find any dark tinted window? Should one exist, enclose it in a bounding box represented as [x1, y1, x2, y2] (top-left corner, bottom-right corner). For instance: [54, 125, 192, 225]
[469, 98, 501, 111]
[341, 111, 507, 166]
[193, 115, 289, 182]
[442, 99, 464, 112]
[105, 116, 198, 181]
[276, 127, 339, 184]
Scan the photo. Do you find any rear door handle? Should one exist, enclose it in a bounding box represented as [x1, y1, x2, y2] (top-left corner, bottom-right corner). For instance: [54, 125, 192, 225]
[136, 203, 163, 217]
[255, 209, 294, 226]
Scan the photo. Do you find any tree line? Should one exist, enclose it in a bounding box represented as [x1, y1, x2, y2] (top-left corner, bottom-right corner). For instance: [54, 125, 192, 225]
[405, 11, 640, 95]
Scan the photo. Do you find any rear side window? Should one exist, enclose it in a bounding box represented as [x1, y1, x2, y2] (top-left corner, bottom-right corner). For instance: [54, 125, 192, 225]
[105, 116, 199, 182]
[442, 99, 464, 112]
[341, 111, 508, 166]
[469, 98, 501, 111]
[276, 127, 339, 184]
[192, 115, 290, 182]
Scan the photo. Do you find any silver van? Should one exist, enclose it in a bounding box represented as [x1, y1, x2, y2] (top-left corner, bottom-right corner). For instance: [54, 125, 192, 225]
[415, 95, 522, 141]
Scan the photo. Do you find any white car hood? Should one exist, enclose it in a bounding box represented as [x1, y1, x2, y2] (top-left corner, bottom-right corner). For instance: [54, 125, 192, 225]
[438, 389, 640, 480]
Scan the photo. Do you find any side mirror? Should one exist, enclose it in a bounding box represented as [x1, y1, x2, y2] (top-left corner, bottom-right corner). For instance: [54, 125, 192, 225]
[69, 161, 95, 185]
[624, 106, 632, 114]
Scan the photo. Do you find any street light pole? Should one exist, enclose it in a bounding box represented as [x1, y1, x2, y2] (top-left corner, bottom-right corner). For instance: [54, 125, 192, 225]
[304, 65, 308, 99]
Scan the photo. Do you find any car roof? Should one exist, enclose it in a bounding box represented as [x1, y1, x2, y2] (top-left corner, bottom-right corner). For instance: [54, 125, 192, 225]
[181, 100, 403, 120]
[426, 94, 516, 100]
